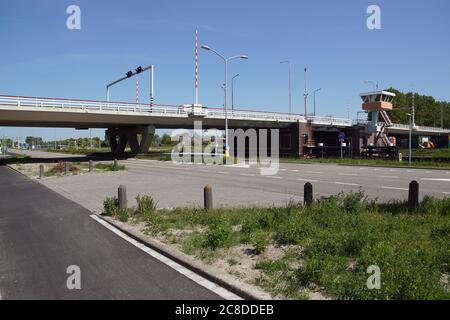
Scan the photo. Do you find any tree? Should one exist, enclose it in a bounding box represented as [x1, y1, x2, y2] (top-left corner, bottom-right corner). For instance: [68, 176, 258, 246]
[386, 88, 449, 128]
[25, 136, 43, 146]
[161, 133, 172, 146]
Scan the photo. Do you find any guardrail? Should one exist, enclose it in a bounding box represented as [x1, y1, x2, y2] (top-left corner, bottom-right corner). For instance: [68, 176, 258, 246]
[310, 116, 352, 127]
[381, 123, 449, 134]
[0, 95, 353, 126]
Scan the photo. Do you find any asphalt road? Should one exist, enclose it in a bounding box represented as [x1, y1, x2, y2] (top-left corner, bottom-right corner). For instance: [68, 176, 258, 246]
[0, 165, 224, 300]
[7, 149, 450, 209]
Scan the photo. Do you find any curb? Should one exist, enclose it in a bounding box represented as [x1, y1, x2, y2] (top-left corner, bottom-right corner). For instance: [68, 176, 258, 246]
[96, 214, 274, 301]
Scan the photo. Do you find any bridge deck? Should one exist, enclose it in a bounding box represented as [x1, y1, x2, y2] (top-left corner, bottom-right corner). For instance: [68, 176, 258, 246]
[0, 95, 352, 129]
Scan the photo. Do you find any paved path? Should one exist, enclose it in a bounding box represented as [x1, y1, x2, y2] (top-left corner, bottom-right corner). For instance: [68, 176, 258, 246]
[0, 166, 225, 300]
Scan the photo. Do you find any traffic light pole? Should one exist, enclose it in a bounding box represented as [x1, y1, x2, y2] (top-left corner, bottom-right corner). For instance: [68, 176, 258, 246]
[106, 65, 154, 105]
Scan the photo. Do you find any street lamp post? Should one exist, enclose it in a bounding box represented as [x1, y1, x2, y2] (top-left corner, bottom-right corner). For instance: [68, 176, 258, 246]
[280, 61, 292, 115]
[303, 68, 308, 116]
[407, 113, 412, 167]
[201, 45, 248, 158]
[231, 73, 240, 111]
[437, 99, 444, 129]
[313, 88, 322, 117]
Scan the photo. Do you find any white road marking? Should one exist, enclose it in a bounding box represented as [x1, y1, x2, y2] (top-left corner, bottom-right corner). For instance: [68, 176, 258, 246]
[297, 178, 318, 183]
[308, 171, 324, 174]
[421, 178, 450, 182]
[381, 186, 408, 191]
[376, 176, 399, 179]
[240, 173, 255, 177]
[90, 215, 242, 300]
[199, 170, 209, 173]
[338, 173, 357, 176]
[266, 176, 282, 180]
[335, 182, 359, 186]
[280, 169, 287, 172]
[218, 171, 228, 175]
[291, 170, 299, 172]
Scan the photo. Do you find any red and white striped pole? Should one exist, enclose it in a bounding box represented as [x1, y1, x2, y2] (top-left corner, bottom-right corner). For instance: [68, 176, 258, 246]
[195, 27, 199, 105]
[136, 75, 139, 104]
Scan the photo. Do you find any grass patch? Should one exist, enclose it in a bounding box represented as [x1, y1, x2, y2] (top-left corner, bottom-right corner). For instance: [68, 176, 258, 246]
[102, 192, 450, 300]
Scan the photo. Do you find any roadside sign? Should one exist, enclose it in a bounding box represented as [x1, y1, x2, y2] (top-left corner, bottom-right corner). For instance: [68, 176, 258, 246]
[338, 132, 346, 142]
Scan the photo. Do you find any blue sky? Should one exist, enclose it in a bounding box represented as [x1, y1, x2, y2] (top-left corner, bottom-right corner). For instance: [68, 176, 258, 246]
[1, 0, 449, 141]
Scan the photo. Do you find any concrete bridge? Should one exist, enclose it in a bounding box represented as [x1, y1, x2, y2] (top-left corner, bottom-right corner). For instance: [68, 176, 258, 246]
[0, 94, 448, 155]
[0, 94, 351, 154]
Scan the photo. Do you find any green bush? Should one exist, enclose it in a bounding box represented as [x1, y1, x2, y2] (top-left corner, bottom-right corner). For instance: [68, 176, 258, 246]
[440, 198, 450, 216]
[342, 190, 367, 214]
[136, 195, 158, 222]
[251, 230, 270, 254]
[274, 216, 316, 245]
[116, 208, 132, 222]
[203, 217, 233, 250]
[103, 197, 119, 216]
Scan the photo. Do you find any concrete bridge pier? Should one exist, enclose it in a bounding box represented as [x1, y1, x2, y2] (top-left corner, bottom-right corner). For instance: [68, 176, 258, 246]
[106, 125, 155, 154]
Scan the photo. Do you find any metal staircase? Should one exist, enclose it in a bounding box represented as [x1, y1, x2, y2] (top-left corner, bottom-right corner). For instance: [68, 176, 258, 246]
[375, 110, 393, 146]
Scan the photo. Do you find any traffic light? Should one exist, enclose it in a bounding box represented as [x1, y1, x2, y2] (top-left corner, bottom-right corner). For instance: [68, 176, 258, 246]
[126, 70, 133, 78]
[135, 66, 143, 74]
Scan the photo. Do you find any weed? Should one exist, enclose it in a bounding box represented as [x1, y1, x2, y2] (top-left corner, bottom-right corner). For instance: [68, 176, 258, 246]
[203, 217, 233, 250]
[103, 196, 119, 216]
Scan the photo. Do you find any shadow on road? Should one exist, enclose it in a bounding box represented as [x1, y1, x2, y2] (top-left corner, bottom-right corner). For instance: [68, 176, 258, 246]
[0, 152, 137, 166]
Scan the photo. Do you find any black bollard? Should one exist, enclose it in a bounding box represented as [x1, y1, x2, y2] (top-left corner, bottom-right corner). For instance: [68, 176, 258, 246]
[304, 182, 313, 206]
[408, 180, 419, 210]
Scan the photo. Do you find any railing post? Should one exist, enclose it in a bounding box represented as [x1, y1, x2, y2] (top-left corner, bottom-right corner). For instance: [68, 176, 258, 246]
[39, 165, 45, 179]
[304, 182, 313, 206]
[89, 160, 93, 173]
[64, 162, 70, 175]
[118, 185, 127, 210]
[204, 185, 213, 211]
[408, 180, 419, 210]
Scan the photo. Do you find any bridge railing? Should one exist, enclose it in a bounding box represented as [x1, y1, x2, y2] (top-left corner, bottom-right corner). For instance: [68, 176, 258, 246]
[207, 108, 306, 122]
[379, 122, 449, 134]
[310, 116, 352, 127]
[0, 95, 353, 127]
[0, 95, 186, 115]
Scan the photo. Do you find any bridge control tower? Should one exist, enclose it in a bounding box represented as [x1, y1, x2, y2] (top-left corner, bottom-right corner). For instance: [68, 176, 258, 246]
[360, 91, 396, 146]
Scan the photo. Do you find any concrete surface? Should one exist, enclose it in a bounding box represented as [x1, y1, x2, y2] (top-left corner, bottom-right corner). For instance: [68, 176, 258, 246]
[10, 150, 448, 212]
[0, 165, 223, 300]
